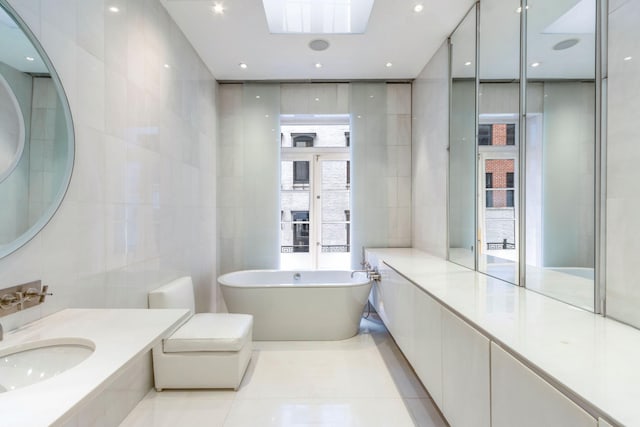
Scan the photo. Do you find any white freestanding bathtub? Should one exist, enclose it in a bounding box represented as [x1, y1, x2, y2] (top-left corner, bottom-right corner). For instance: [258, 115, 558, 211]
[218, 270, 372, 341]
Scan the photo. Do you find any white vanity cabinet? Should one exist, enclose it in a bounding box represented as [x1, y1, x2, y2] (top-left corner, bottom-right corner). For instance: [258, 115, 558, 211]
[412, 286, 443, 407]
[441, 309, 491, 427]
[365, 249, 626, 427]
[491, 343, 597, 427]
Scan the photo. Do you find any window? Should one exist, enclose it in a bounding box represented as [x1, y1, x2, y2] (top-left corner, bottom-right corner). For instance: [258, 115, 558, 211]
[486, 172, 494, 208]
[291, 210, 309, 252]
[291, 133, 316, 147]
[506, 124, 515, 145]
[293, 161, 310, 185]
[506, 172, 514, 207]
[479, 124, 492, 145]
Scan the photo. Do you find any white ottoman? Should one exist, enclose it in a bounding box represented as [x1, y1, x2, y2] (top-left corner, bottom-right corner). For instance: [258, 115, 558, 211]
[149, 277, 253, 391]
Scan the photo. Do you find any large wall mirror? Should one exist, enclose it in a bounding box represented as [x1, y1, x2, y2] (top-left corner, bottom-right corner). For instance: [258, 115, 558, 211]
[448, 0, 599, 311]
[448, 4, 477, 270]
[0, 1, 74, 258]
[524, 0, 596, 310]
[477, 0, 521, 285]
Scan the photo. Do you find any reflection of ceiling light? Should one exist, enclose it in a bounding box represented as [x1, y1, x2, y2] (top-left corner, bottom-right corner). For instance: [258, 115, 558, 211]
[414, 4, 424, 13]
[386, 62, 393, 67]
[315, 63, 322, 68]
[239, 63, 247, 69]
[163, 63, 170, 68]
[309, 39, 330, 51]
[553, 38, 580, 50]
[315, 98, 320, 101]
[543, 0, 594, 34]
[624, 56, 633, 61]
[515, 5, 529, 13]
[108, 6, 120, 13]
[256, 95, 261, 99]
[263, 0, 374, 34]
[212, 3, 225, 14]
[25, 56, 34, 61]
[530, 62, 541, 67]
[464, 61, 472, 66]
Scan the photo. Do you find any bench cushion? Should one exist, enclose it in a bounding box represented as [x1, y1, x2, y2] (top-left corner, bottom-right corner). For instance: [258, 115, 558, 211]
[164, 313, 253, 353]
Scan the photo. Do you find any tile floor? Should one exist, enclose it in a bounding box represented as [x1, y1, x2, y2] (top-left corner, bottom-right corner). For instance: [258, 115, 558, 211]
[120, 315, 448, 426]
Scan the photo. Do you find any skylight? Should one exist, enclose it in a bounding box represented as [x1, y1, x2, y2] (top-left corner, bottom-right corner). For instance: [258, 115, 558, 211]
[543, 0, 595, 34]
[262, 0, 375, 34]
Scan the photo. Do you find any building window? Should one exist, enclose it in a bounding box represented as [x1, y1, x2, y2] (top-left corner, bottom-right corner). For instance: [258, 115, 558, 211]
[291, 210, 309, 252]
[479, 124, 492, 146]
[291, 133, 316, 147]
[506, 172, 514, 207]
[506, 124, 515, 145]
[486, 172, 494, 208]
[293, 161, 310, 185]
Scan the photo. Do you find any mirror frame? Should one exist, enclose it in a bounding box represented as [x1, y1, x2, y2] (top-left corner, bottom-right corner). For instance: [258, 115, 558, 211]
[0, 0, 75, 259]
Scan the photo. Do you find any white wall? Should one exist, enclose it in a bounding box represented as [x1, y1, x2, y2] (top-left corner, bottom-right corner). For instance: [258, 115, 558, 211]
[412, 41, 449, 258]
[0, 0, 218, 331]
[606, 0, 640, 327]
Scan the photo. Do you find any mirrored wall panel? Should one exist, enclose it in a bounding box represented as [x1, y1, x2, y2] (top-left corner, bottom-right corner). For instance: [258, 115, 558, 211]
[449, 5, 477, 269]
[477, 0, 521, 284]
[524, 0, 596, 310]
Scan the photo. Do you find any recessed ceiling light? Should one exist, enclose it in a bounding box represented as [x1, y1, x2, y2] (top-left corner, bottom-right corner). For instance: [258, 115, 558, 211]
[315, 98, 320, 102]
[256, 95, 261, 99]
[25, 56, 34, 61]
[553, 39, 580, 50]
[530, 62, 541, 67]
[369, 95, 375, 99]
[315, 63, 323, 68]
[464, 61, 472, 66]
[239, 63, 247, 69]
[414, 4, 424, 13]
[163, 63, 170, 68]
[212, 2, 224, 14]
[108, 6, 119, 13]
[385, 62, 393, 68]
[309, 39, 330, 51]
[624, 56, 633, 61]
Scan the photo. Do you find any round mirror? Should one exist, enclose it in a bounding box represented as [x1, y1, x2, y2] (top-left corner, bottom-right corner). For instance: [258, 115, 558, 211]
[0, 1, 74, 258]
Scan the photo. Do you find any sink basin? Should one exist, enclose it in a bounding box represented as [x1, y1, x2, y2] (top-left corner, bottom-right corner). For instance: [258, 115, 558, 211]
[0, 338, 94, 392]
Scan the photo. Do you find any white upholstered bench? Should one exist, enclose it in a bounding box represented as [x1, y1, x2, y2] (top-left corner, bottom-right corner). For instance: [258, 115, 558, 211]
[148, 276, 252, 391]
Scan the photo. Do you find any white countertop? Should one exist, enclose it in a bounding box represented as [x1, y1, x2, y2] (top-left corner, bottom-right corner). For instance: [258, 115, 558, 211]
[0, 308, 190, 426]
[367, 248, 640, 427]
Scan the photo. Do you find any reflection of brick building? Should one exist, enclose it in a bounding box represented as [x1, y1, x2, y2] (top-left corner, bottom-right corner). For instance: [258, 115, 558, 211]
[485, 159, 514, 208]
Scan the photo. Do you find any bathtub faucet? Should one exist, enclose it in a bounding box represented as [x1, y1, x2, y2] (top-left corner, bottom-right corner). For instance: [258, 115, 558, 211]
[352, 269, 381, 281]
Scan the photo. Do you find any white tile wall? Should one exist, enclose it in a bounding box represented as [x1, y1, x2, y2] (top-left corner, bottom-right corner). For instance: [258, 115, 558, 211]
[606, 0, 640, 328]
[412, 41, 449, 258]
[1, 0, 218, 331]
